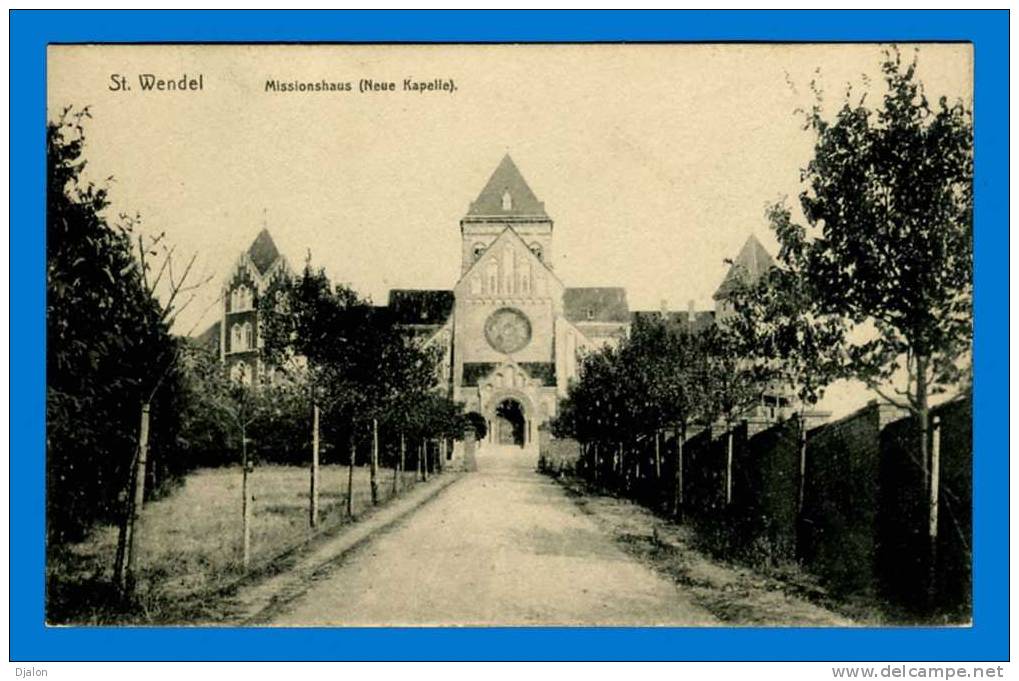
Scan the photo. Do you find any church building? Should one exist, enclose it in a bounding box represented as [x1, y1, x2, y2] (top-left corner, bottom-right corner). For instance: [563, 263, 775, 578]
[386, 155, 632, 448]
[205, 155, 783, 448]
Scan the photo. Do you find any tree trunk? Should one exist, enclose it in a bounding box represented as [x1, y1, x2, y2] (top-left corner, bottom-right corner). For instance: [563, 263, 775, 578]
[614, 442, 621, 488]
[346, 437, 356, 518]
[915, 353, 935, 601]
[654, 430, 661, 480]
[421, 441, 429, 481]
[929, 414, 942, 604]
[592, 442, 599, 483]
[113, 453, 134, 594]
[798, 411, 808, 513]
[370, 418, 379, 505]
[725, 424, 734, 506]
[310, 403, 320, 528]
[116, 402, 151, 597]
[241, 421, 252, 571]
[673, 424, 685, 517]
[438, 438, 446, 473]
[633, 441, 641, 491]
[394, 431, 404, 494]
[417, 440, 424, 481]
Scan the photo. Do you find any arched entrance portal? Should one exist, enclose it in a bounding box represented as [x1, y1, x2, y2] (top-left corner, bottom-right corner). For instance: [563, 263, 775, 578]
[494, 398, 526, 447]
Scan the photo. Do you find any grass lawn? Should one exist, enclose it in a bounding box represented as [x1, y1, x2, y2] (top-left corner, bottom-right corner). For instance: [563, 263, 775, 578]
[47, 463, 422, 624]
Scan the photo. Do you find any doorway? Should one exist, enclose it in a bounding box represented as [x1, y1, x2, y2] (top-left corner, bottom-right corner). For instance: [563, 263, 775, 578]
[494, 398, 526, 447]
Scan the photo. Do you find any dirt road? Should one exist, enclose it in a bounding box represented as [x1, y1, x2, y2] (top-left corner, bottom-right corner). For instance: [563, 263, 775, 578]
[269, 445, 718, 626]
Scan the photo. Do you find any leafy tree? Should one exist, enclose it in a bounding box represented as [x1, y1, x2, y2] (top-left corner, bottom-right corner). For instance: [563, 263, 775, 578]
[768, 47, 972, 502]
[728, 258, 845, 413]
[259, 263, 374, 514]
[46, 108, 185, 543]
[464, 411, 488, 441]
[553, 343, 629, 484]
[727, 253, 847, 510]
[175, 343, 234, 468]
[699, 323, 775, 505]
[632, 315, 707, 514]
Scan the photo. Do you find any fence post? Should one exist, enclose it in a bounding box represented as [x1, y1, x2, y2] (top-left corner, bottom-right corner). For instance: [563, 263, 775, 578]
[310, 403, 320, 527]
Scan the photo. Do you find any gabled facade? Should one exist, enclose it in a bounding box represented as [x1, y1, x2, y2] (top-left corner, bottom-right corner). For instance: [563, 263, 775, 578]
[385, 156, 634, 447]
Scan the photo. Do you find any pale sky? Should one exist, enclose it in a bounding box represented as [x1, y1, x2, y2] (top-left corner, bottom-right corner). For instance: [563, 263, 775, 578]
[47, 43, 972, 416]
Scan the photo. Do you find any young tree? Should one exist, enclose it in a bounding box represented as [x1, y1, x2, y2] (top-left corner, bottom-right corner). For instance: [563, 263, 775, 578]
[363, 312, 443, 502]
[259, 262, 371, 519]
[633, 316, 707, 515]
[699, 323, 774, 505]
[554, 343, 627, 484]
[769, 48, 972, 568]
[727, 258, 845, 509]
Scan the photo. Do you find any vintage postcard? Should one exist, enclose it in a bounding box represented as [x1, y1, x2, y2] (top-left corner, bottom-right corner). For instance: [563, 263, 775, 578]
[45, 42, 973, 629]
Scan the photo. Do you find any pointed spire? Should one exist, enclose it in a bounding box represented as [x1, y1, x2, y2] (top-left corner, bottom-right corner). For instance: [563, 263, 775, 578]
[247, 227, 281, 275]
[467, 154, 548, 218]
[713, 234, 776, 300]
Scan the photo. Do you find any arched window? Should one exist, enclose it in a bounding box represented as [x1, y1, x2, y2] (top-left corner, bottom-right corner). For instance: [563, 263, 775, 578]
[529, 242, 543, 261]
[473, 242, 486, 261]
[501, 190, 512, 211]
[231, 321, 253, 352]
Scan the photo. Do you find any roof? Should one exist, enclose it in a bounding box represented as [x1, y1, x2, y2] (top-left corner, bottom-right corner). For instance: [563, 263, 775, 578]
[713, 234, 776, 300]
[248, 228, 281, 275]
[563, 287, 630, 323]
[466, 155, 549, 219]
[190, 320, 221, 353]
[387, 289, 455, 325]
[631, 310, 716, 335]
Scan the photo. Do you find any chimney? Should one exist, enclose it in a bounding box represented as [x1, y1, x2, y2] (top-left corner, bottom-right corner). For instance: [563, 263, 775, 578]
[687, 299, 696, 330]
[660, 298, 669, 318]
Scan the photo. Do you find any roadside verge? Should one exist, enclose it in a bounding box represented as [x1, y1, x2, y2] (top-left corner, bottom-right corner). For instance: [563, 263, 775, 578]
[201, 471, 464, 625]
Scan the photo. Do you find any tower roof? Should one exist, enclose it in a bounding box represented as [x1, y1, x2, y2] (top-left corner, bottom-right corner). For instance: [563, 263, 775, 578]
[466, 154, 548, 218]
[247, 228, 281, 275]
[713, 234, 776, 300]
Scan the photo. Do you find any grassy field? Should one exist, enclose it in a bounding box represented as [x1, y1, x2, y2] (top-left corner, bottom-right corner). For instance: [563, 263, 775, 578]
[47, 463, 422, 623]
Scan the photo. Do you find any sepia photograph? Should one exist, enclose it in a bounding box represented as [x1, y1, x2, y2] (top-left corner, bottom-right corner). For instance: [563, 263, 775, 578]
[43, 41, 974, 630]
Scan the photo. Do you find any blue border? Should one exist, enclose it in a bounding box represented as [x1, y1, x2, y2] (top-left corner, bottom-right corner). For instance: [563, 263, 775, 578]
[11, 10, 1008, 661]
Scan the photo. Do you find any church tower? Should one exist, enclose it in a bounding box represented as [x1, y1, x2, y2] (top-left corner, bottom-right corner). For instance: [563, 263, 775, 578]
[712, 234, 776, 323]
[460, 155, 554, 274]
[451, 155, 565, 447]
[219, 227, 289, 383]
